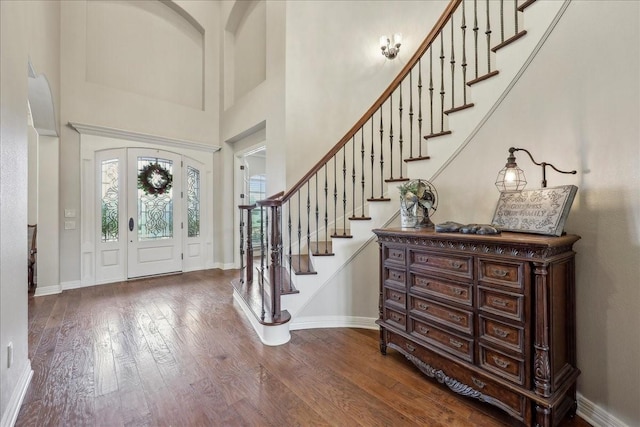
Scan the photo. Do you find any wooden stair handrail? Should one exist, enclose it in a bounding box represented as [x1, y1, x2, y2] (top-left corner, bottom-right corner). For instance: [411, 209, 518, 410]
[280, 0, 462, 203]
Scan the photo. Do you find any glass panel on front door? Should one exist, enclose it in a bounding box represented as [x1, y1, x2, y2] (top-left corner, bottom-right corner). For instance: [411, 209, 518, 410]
[101, 158, 119, 242]
[137, 156, 174, 240]
[187, 165, 200, 238]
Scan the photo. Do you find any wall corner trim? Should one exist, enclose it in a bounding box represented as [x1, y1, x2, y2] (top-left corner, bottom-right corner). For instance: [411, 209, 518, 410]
[0, 361, 33, 427]
[68, 122, 221, 153]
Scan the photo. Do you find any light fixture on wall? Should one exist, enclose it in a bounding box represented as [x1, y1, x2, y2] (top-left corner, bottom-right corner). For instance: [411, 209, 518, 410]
[495, 147, 577, 191]
[380, 33, 402, 59]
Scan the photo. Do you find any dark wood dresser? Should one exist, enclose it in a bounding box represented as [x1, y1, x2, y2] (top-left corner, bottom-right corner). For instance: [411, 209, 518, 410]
[373, 228, 580, 427]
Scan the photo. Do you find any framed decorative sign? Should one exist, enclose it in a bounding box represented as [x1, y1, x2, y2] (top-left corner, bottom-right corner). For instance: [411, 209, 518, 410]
[491, 185, 578, 236]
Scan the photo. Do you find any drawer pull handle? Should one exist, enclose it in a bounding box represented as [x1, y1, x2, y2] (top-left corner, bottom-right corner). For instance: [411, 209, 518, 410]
[449, 260, 463, 269]
[406, 344, 416, 352]
[492, 356, 511, 368]
[448, 313, 463, 322]
[492, 326, 510, 338]
[419, 326, 430, 334]
[492, 298, 508, 308]
[391, 294, 401, 301]
[452, 288, 464, 296]
[472, 377, 486, 389]
[391, 313, 400, 321]
[417, 256, 429, 263]
[492, 269, 509, 277]
[449, 339, 464, 348]
[418, 302, 429, 310]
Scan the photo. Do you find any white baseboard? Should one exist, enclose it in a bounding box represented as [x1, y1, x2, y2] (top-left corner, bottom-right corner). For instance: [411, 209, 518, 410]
[213, 262, 237, 270]
[289, 316, 377, 331]
[33, 283, 61, 296]
[61, 280, 83, 291]
[577, 393, 629, 427]
[0, 360, 33, 427]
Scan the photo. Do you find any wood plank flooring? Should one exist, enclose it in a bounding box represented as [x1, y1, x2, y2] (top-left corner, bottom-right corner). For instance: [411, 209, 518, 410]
[17, 269, 591, 426]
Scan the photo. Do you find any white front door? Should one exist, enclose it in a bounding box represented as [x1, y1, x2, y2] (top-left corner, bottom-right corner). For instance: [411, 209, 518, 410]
[127, 149, 182, 278]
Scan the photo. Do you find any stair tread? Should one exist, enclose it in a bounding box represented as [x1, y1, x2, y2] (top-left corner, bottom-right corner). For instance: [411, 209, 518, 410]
[349, 215, 371, 221]
[311, 241, 334, 256]
[467, 70, 500, 87]
[405, 155, 431, 163]
[331, 229, 353, 238]
[385, 177, 410, 183]
[492, 31, 527, 52]
[290, 254, 317, 275]
[423, 130, 452, 140]
[367, 197, 391, 202]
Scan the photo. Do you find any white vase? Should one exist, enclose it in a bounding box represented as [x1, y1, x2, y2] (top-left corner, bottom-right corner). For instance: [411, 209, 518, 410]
[400, 197, 418, 228]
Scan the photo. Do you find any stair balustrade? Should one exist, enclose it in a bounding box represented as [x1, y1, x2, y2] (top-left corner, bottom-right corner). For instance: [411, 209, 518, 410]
[233, 0, 533, 325]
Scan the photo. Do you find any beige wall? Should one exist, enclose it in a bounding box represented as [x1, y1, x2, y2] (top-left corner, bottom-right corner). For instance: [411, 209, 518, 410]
[0, 0, 30, 421]
[431, 1, 639, 424]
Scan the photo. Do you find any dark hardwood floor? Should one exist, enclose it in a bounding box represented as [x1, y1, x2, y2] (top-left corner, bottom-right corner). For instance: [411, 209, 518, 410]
[17, 269, 591, 426]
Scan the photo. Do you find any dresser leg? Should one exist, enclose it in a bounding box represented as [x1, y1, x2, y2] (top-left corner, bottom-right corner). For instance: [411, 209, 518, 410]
[535, 404, 551, 427]
[379, 329, 387, 355]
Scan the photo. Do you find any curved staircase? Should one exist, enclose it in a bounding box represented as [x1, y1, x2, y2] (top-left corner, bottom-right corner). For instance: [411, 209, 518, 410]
[232, 0, 571, 346]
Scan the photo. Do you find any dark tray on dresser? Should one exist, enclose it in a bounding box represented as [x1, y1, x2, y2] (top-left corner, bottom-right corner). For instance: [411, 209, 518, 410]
[373, 227, 580, 427]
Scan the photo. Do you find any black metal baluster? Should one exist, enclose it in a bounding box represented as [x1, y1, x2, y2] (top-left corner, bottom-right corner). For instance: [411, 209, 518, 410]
[379, 107, 384, 192]
[514, 0, 519, 35]
[342, 146, 347, 233]
[500, 0, 505, 44]
[239, 207, 245, 284]
[370, 119, 375, 200]
[351, 136, 356, 219]
[324, 164, 328, 249]
[418, 59, 424, 157]
[474, 0, 479, 79]
[389, 94, 394, 179]
[429, 49, 434, 135]
[440, 31, 445, 133]
[315, 172, 319, 254]
[462, 0, 468, 101]
[450, 16, 456, 109]
[486, 0, 492, 72]
[306, 181, 311, 272]
[398, 83, 404, 177]
[297, 192, 301, 272]
[288, 198, 292, 279]
[333, 157, 339, 236]
[360, 129, 366, 216]
[408, 70, 414, 160]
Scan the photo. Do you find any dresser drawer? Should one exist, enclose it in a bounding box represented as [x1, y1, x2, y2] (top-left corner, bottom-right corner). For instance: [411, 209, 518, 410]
[384, 287, 406, 309]
[480, 345, 526, 386]
[387, 332, 528, 422]
[410, 273, 473, 307]
[384, 268, 406, 288]
[479, 259, 527, 290]
[383, 246, 406, 266]
[410, 296, 473, 335]
[479, 316, 524, 354]
[410, 250, 473, 280]
[410, 318, 474, 363]
[384, 307, 406, 329]
[478, 286, 525, 323]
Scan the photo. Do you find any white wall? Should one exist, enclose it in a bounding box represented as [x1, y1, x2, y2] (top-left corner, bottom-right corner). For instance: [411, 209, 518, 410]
[232, 1, 266, 103]
[59, 0, 221, 284]
[428, 1, 639, 425]
[284, 0, 449, 186]
[0, 1, 31, 422]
